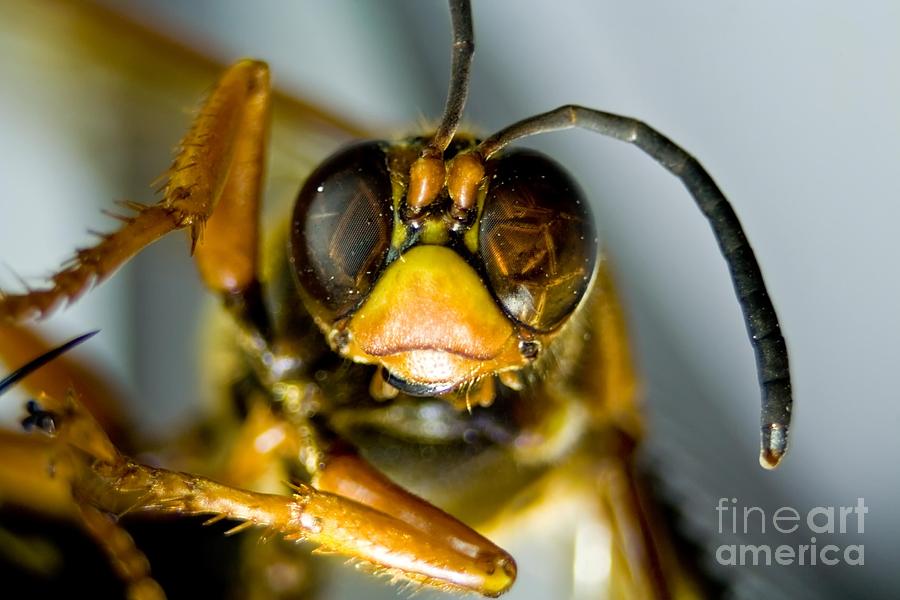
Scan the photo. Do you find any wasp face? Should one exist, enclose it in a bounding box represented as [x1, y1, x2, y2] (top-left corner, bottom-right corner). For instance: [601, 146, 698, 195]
[290, 137, 597, 400]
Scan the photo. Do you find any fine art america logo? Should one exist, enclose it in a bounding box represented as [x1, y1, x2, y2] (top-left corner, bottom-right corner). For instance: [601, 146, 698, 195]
[715, 498, 867, 566]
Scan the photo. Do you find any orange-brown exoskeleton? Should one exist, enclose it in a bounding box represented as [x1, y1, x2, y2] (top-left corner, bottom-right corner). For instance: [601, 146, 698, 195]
[0, 1, 793, 598]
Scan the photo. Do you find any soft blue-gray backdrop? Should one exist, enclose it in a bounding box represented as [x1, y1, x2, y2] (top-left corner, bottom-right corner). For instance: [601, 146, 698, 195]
[1, 1, 896, 598]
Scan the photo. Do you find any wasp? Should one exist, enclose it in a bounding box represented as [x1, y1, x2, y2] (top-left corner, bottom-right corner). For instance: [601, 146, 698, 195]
[0, 1, 793, 598]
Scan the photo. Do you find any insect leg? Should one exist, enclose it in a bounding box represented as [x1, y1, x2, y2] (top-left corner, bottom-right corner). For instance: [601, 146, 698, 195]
[556, 259, 691, 598]
[0, 61, 272, 334]
[312, 441, 516, 580]
[77, 504, 165, 600]
[11, 384, 516, 597]
[589, 445, 708, 600]
[94, 458, 515, 597]
[219, 403, 517, 596]
[477, 105, 792, 468]
[203, 396, 321, 598]
[190, 61, 272, 339]
[0, 430, 165, 598]
[0, 330, 121, 518]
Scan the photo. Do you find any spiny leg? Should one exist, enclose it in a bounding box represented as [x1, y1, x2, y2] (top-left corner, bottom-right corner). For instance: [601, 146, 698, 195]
[0, 337, 162, 597]
[475, 105, 793, 468]
[209, 398, 320, 599]
[312, 440, 515, 580]
[0, 60, 272, 340]
[219, 394, 517, 595]
[87, 446, 515, 596]
[7, 376, 515, 597]
[190, 60, 272, 339]
[0, 341, 513, 595]
[0, 322, 515, 597]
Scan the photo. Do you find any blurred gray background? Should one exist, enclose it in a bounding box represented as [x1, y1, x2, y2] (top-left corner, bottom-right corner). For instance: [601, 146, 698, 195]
[0, 1, 897, 598]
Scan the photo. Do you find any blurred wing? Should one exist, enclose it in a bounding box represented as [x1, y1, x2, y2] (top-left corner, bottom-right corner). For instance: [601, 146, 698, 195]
[0, 0, 368, 431]
[0, 0, 366, 215]
[0, 0, 368, 592]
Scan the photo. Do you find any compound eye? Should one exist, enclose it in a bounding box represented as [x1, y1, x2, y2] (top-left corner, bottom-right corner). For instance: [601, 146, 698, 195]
[290, 141, 393, 319]
[479, 149, 597, 332]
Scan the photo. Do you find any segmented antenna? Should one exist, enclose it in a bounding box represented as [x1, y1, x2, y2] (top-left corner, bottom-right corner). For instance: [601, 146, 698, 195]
[477, 105, 792, 468]
[425, 0, 474, 157]
[406, 0, 476, 212]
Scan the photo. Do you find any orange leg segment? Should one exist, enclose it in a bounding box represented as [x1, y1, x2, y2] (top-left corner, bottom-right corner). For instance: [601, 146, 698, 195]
[0, 60, 271, 323]
[6, 382, 516, 597]
[219, 403, 517, 595]
[313, 443, 517, 594]
[0, 55, 515, 595]
[592, 449, 707, 600]
[77, 504, 165, 600]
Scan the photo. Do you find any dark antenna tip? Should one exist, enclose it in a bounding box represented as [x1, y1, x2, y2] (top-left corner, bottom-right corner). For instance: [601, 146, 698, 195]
[0, 330, 100, 396]
[760, 423, 788, 469]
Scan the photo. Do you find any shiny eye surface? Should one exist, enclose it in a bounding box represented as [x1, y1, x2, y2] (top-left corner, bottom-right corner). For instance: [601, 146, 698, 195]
[290, 141, 393, 318]
[479, 149, 597, 332]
